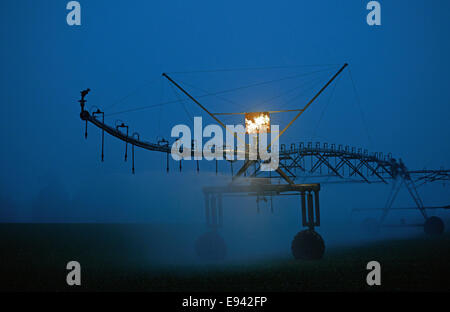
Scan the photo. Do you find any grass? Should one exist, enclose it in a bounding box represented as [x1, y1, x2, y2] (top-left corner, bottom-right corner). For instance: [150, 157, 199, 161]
[0, 223, 449, 291]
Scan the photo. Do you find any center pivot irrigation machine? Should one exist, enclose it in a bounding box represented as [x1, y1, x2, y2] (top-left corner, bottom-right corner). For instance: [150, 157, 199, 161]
[78, 63, 450, 260]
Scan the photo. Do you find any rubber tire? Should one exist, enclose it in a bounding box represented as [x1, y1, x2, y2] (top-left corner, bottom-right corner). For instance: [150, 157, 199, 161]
[361, 218, 380, 236]
[195, 231, 227, 261]
[424, 216, 445, 235]
[291, 230, 325, 260]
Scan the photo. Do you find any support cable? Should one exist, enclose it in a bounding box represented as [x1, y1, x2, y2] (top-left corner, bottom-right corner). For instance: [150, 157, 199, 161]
[107, 67, 336, 117]
[348, 67, 373, 148]
[165, 64, 340, 75]
[168, 83, 193, 123]
[312, 73, 342, 138]
[104, 77, 160, 110]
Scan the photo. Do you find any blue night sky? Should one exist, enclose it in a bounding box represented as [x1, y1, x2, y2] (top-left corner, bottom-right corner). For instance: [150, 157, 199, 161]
[0, 0, 449, 226]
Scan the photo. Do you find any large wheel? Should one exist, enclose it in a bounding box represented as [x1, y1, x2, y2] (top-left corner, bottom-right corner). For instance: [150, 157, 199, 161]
[195, 231, 227, 261]
[361, 217, 380, 236]
[291, 229, 325, 260]
[424, 216, 445, 235]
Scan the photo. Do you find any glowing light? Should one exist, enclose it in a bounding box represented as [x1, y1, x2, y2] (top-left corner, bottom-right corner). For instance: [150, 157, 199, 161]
[245, 112, 271, 134]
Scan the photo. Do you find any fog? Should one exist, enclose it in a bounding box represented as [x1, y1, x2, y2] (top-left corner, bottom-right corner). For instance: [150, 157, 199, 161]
[1, 166, 448, 267]
[1, 1, 450, 267]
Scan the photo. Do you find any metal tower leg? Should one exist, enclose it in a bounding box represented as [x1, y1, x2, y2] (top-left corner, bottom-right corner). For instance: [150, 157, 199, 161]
[300, 190, 321, 231]
[381, 178, 403, 224]
[404, 178, 428, 220]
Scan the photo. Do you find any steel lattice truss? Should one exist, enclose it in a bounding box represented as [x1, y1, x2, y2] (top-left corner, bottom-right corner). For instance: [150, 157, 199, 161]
[80, 108, 450, 187]
[77, 63, 450, 236]
[273, 143, 394, 184]
[409, 170, 450, 187]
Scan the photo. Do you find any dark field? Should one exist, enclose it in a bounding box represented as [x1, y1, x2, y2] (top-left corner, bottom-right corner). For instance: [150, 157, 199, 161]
[0, 223, 449, 292]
